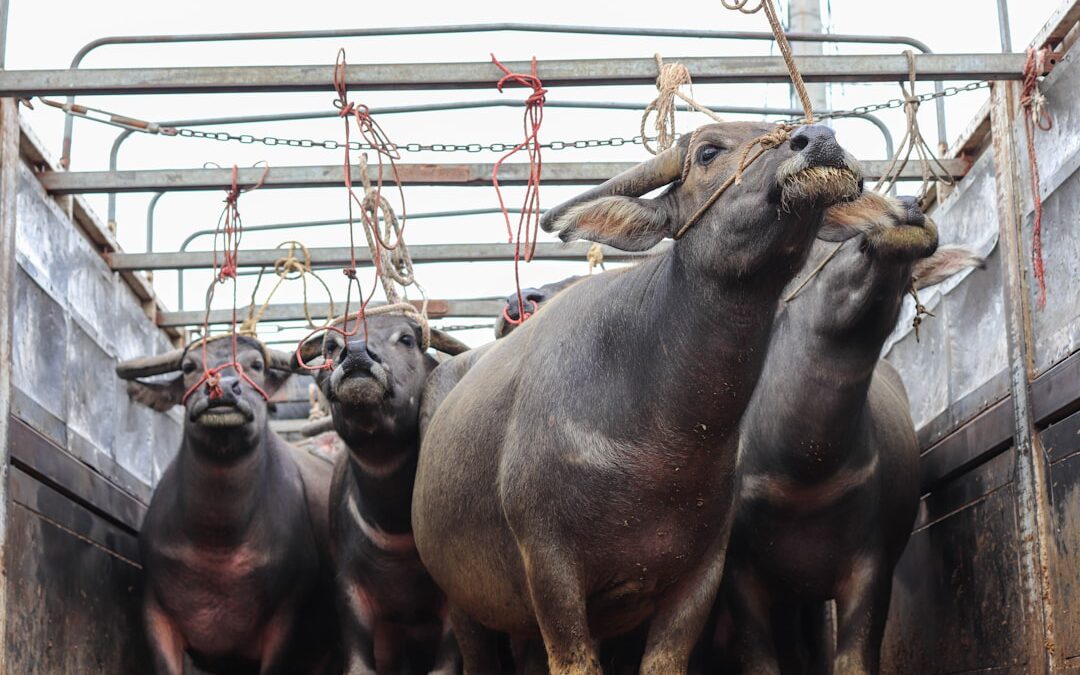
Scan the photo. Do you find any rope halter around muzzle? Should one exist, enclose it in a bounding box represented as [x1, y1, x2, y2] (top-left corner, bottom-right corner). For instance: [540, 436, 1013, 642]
[180, 334, 275, 405]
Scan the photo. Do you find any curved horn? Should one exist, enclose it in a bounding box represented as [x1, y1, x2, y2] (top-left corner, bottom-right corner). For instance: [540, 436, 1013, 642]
[429, 329, 470, 356]
[115, 349, 184, 380]
[290, 334, 326, 372]
[539, 142, 686, 233]
[301, 416, 336, 438]
[268, 349, 294, 373]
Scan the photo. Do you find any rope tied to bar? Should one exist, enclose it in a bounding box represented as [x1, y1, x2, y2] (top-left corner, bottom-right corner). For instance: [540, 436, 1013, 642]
[724, 0, 814, 123]
[183, 163, 272, 405]
[295, 49, 422, 373]
[641, 54, 724, 155]
[587, 242, 606, 274]
[873, 50, 954, 200]
[491, 53, 546, 327]
[241, 240, 336, 335]
[1021, 46, 1053, 308]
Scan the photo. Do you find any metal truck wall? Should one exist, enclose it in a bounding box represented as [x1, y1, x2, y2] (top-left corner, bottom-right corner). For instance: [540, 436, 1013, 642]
[880, 47, 1080, 673]
[5, 157, 179, 671]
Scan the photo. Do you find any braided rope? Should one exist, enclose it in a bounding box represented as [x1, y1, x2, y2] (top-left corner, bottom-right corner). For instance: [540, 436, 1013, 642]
[641, 54, 724, 155]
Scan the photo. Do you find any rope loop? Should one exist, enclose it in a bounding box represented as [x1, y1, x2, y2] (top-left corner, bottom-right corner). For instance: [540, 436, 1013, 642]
[641, 54, 725, 155]
[491, 53, 547, 327]
[1022, 46, 1053, 308]
[720, 0, 765, 12]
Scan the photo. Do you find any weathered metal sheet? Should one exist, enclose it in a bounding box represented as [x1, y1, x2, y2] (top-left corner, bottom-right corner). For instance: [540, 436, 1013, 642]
[1045, 409, 1080, 663]
[5, 467, 150, 674]
[12, 268, 67, 422]
[882, 449, 1026, 674]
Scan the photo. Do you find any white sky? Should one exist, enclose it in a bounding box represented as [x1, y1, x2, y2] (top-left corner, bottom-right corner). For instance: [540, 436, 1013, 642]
[5, 0, 1063, 346]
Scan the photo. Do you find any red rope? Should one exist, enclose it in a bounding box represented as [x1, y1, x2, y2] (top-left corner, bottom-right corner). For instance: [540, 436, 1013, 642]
[1021, 47, 1053, 309]
[294, 49, 408, 372]
[183, 163, 271, 405]
[491, 54, 546, 326]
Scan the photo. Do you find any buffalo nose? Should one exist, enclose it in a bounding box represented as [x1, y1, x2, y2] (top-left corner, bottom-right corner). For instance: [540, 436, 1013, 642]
[343, 339, 379, 373]
[789, 124, 846, 169]
[218, 376, 243, 397]
[504, 288, 543, 320]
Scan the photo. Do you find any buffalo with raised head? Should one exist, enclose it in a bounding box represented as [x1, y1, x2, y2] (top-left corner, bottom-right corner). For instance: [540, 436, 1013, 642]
[413, 122, 863, 675]
[117, 335, 339, 675]
[714, 194, 982, 674]
[294, 314, 468, 675]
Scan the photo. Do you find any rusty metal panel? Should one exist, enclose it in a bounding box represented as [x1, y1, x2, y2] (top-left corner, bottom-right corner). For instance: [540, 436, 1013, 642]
[4, 466, 150, 674]
[882, 449, 1026, 674]
[1044, 409, 1080, 664]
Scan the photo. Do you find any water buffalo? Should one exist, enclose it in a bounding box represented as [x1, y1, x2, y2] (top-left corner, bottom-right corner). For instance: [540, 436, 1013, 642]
[413, 121, 863, 675]
[293, 314, 468, 675]
[715, 194, 983, 674]
[117, 335, 339, 675]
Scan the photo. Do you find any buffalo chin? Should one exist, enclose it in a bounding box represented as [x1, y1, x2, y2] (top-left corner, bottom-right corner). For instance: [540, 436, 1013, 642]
[780, 166, 862, 212]
[334, 377, 387, 407]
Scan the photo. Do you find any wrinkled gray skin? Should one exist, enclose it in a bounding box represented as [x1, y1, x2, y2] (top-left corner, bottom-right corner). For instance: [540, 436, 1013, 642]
[129, 337, 339, 675]
[414, 122, 862, 675]
[711, 196, 983, 675]
[296, 314, 459, 675]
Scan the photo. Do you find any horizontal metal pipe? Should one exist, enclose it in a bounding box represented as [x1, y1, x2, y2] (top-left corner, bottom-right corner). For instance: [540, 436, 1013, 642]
[159, 298, 507, 327]
[110, 241, 661, 271]
[8, 54, 1030, 97]
[43, 158, 967, 194]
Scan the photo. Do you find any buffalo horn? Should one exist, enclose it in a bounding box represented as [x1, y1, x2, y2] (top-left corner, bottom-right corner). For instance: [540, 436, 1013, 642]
[429, 329, 470, 356]
[539, 142, 687, 233]
[301, 416, 336, 437]
[115, 349, 185, 380]
[268, 349, 295, 373]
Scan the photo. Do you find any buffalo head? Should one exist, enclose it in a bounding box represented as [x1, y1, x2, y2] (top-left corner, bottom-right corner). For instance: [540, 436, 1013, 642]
[117, 335, 294, 455]
[293, 314, 466, 451]
[541, 122, 863, 279]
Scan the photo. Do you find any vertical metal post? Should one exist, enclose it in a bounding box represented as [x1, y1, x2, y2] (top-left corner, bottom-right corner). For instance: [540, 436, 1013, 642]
[989, 80, 1057, 674]
[787, 0, 829, 114]
[997, 0, 1014, 53]
[0, 97, 19, 675]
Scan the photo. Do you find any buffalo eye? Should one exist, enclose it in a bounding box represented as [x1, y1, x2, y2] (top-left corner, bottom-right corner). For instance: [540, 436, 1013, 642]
[325, 340, 339, 357]
[697, 144, 722, 165]
[249, 359, 264, 373]
[182, 360, 197, 374]
[399, 333, 416, 348]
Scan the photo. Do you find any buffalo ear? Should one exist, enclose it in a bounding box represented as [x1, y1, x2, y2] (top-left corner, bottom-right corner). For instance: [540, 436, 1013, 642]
[291, 334, 325, 371]
[554, 195, 674, 252]
[263, 369, 292, 400]
[819, 192, 902, 242]
[126, 375, 185, 412]
[912, 245, 985, 290]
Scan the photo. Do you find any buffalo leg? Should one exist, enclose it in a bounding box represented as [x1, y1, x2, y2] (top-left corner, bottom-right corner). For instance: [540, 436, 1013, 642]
[450, 606, 504, 675]
[639, 542, 727, 675]
[727, 566, 782, 675]
[833, 555, 891, 675]
[428, 625, 462, 675]
[258, 610, 301, 675]
[143, 599, 185, 675]
[520, 545, 601, 675]
[802, 602, 834, 675]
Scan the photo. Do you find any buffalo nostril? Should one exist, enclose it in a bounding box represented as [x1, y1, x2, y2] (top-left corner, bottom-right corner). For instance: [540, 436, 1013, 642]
[230, 379, 243, 396]
[790, 134, 809, 152]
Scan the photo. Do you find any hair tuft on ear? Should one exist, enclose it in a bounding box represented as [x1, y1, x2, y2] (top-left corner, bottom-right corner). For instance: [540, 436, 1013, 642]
[912, 245, 985, 290]
[554, 195, 673, 252]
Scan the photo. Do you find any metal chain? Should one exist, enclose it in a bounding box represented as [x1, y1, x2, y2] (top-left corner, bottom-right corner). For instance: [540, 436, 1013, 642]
[782, 81, 991, 124]
[176, 127, 662, 153]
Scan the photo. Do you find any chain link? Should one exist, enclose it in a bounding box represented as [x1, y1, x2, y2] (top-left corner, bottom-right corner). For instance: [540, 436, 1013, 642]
[168, 81, 991, 153]
[176, 127, 663, 153]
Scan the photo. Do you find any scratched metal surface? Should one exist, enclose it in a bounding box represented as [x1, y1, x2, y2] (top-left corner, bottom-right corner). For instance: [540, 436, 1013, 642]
[11, 161, 181, 491]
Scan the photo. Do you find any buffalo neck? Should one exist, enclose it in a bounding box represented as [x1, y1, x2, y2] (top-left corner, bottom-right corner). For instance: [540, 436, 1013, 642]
[744, 264, 909, 478]
[174, 428, 273, 546]
[344, 430, 419, 535]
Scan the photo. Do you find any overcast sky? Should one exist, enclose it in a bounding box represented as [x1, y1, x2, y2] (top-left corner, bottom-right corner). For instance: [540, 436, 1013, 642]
[5, 0, 1062, 346]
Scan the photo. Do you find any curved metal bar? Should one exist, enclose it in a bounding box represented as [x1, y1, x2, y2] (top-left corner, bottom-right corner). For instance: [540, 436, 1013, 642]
[64, 22, 937, 167]
[174, 207, 544, 311]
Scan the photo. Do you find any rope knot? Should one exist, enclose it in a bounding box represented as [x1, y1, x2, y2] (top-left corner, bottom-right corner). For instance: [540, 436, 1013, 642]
[492, 55, 547, 105]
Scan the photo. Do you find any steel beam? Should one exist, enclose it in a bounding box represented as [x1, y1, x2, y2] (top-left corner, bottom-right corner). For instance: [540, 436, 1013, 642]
[0, 54, 1033, 97]
[158, 298, 506, 327]
[109, 241, 659, 271]
[989, 81, 1057, 672]
[0, 98, 19, 673]
[42, 159, 968, 194]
